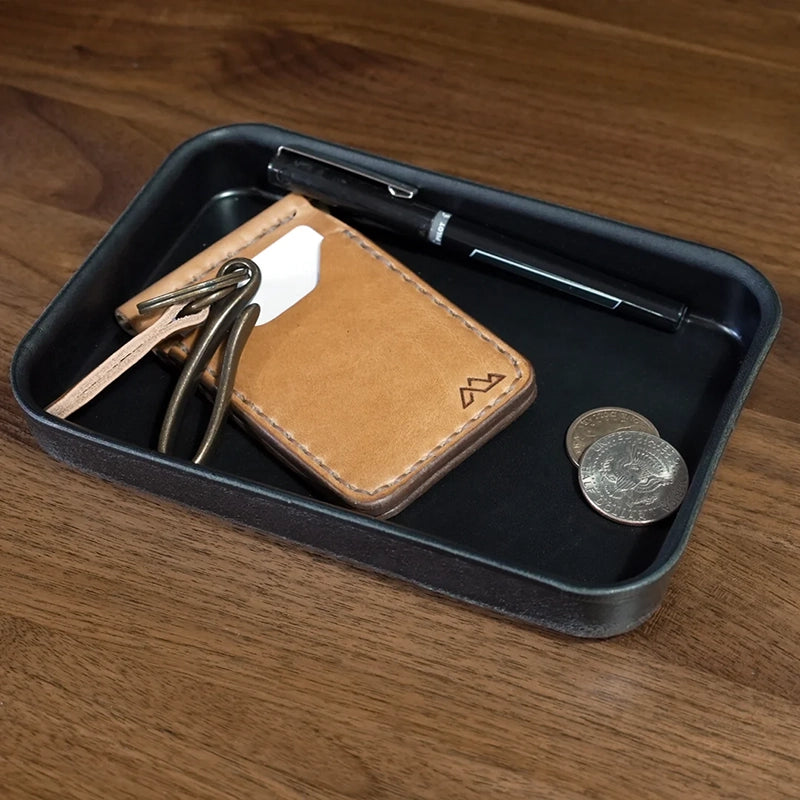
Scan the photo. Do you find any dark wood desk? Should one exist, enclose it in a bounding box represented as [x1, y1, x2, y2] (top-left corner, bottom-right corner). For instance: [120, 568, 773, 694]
[2, 2, 798, 797]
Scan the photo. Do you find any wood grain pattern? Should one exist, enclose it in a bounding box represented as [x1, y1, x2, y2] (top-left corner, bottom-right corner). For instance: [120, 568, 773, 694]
[2, 1, 799, 797]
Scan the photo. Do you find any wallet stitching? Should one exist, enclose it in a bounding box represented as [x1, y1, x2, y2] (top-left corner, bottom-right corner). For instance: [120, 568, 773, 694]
[172, 216, 526, 498]
[178, 210, 298, 287]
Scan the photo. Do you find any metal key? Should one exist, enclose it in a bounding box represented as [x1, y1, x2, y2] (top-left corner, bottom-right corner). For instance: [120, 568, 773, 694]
[46, 258, 261, 466]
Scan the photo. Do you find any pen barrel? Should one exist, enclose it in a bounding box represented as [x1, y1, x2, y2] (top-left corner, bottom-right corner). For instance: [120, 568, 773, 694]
[268, 154, 435, 239]
[268, 149, 687, 331]
[440, 219, 687, 331]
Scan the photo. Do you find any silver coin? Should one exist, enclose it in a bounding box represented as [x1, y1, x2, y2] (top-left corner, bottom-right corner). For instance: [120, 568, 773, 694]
[578, 431, 688, 526]
[566, 407, 659, 467]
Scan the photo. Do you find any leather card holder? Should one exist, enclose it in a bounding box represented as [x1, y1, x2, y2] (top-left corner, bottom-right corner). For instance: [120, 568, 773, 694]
[117, 194, 537, 517]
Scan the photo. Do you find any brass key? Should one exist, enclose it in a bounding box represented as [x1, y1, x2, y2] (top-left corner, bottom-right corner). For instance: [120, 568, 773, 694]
[46, 257, 261, 466]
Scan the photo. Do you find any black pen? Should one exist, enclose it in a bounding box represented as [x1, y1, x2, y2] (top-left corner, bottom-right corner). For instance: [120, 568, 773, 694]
[267, 147, 688, 331]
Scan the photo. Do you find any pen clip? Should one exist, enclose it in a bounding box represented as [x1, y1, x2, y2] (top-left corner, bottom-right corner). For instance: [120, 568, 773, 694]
[272, 145, 419, 200]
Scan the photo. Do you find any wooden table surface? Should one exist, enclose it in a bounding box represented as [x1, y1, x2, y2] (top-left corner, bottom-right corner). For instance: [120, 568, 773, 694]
[2, 1, 799, 797]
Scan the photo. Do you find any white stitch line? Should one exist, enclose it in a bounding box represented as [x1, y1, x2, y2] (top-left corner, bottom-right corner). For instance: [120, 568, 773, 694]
[342, 230, 525, 376]
[179, 210, 298, 287]
[169, 222, 525, 497]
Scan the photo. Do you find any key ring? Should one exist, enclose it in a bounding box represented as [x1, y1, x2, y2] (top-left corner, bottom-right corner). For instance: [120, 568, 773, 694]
[46, 257, 261, 466]
[156, 257, 261, 465]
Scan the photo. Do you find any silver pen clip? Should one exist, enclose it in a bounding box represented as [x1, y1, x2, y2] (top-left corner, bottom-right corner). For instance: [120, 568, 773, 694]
[272, 145, 418, 200]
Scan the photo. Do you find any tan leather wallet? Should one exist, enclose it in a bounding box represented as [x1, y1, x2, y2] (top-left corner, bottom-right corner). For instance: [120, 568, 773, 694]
[117, 194, 536, 517]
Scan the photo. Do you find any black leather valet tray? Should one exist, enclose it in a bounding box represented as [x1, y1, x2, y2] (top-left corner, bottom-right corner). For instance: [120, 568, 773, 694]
[11, 124, 781, 637]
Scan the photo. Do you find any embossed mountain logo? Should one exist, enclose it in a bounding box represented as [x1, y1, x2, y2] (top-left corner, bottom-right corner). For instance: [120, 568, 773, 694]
[459, 373, 506, 409]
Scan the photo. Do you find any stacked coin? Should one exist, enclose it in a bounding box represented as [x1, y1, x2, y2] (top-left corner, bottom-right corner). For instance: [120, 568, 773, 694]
[565, 407, 689, 526]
